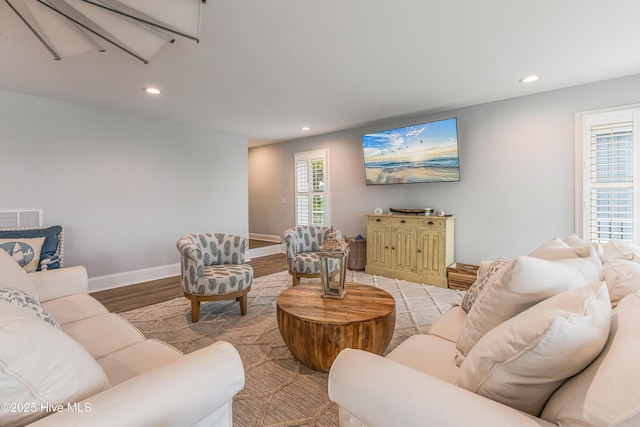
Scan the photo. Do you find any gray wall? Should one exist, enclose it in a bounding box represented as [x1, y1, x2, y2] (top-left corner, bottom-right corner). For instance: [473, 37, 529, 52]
[1, 89, 248, 278]
[249, 73, 640, 264]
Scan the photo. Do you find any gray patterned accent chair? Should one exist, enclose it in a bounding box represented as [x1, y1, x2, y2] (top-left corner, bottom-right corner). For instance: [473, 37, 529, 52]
[176, 233, 253, 322]
[283, 226, 342, 286]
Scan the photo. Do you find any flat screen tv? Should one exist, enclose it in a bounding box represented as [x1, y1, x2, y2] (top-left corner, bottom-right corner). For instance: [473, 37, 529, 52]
[362, 117, 460, 185]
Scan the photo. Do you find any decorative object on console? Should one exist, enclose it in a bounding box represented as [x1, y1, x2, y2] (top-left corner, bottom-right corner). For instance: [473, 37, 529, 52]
[362, 117, 460, 185]
[373, 207, 383, 214]
[389, 208, 427, 215]
[318, 228, 350, 299]
[0, 225, 64, 271]
[434, 208, 445, 216]
[5, 0, 205, 63]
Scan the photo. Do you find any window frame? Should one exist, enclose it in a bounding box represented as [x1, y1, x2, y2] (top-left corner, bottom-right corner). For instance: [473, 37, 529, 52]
[575, 104, 640, 244]
[294, 148, 331, 227]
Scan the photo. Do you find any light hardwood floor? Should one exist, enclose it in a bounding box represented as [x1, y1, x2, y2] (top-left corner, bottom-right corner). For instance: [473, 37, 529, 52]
[91, 243, 286, 313]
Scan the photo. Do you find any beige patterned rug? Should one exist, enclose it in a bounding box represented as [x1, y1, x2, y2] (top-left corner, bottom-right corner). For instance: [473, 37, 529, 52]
[120, 270, 463, 427]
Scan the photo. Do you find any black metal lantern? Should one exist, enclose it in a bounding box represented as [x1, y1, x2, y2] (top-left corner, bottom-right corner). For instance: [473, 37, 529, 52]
[318, 228, 350, 299]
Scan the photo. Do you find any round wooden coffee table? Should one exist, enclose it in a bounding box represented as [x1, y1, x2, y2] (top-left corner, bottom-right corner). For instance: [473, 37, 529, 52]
[276, 282, 396, 372]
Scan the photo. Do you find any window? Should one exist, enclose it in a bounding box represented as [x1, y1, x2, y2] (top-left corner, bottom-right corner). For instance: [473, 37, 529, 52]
[294, 149, 330, 226]
[578, 108, 640, 244]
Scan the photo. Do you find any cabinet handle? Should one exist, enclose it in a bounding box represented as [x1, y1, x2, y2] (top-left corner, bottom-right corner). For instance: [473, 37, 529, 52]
[417, 249, 422, 253]
[376, 218, 381, 222]
[401, 219, 406, 224]
[391, 247, 396, 250]
[428, 221, 434, 225]
[385, 246, 389, 249]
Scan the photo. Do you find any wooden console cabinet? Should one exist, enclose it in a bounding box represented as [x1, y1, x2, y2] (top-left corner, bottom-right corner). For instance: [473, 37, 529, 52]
[365, 214, 454, 288]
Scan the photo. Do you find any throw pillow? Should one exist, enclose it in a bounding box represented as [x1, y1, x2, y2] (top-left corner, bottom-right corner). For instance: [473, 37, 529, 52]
[460, 258, 509, 313]
[528, 236, 594, 261]
[541, 291, 640, 426]
[455, 255, 603, 366]
[0, 304, 111, 426]
[0, 249, 39, 299]
[603, 258, 640, 308]
[602, 240, 640, 263]
[563, 233, 604, 259]
[0, 237, 45, 273]
[0, 288, 59, 328]
[456, 283, 611, 416]
[0, 226, 63, 271]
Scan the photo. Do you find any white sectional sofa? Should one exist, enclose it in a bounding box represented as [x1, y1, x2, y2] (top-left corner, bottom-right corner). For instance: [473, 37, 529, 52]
[0, 250, 245, 427]
[329, 237, 640, 427]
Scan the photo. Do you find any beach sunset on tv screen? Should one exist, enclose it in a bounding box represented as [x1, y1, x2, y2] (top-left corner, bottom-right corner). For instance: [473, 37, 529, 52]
[362, 117, 460, 185]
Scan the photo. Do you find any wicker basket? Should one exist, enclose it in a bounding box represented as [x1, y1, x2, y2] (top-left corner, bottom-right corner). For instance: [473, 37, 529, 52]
[347, 237, 367, 271]
[447, 263, 479, 291]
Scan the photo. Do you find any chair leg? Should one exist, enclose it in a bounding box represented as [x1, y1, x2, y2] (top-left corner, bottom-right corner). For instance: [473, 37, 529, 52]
[292, 272, 300, 286]
[190, 297, 201, 323]
[238, 289, 248, 316]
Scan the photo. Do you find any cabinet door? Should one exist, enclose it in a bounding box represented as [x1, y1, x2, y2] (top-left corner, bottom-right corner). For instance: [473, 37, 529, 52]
[367, 224, 390, 267]
[417, 230, 446, 277]
[390, 227, 417, 272]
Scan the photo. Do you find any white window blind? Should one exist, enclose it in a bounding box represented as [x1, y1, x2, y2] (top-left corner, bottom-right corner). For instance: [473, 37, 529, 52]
[584, 110, 640, 243]
[294, 149, 330, 227]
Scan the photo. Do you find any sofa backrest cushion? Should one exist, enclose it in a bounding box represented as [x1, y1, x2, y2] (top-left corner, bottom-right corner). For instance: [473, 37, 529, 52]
[603, 258, 640, 308]
[0, 249, 39, 299]
[541, 291, 640, 426]
[456, 283, 611, 416]
[0, 302, 111, 426]
[455, 255, 603, 366]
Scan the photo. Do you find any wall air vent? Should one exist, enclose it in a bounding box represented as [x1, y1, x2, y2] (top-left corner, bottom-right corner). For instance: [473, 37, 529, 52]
[0, 209, 43, 228]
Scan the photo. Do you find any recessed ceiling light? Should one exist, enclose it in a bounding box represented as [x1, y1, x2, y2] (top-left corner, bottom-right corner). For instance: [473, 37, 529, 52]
[143, 87, 162, 95]
[519, 75, 540, 83]
[301, 126, 310, 131]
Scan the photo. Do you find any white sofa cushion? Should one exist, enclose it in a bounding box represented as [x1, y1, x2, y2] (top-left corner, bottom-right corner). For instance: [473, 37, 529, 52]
[0, 249, 39, 299]
[0, 302, 110, 426]
[428, 305, 467, 343]
[603, 258, 640, 308]
[97, 339, 183, 386]
[62, 313, 145, 358]
[42, 294, 109, 326]
[456, 283, 611, 416]
[386, 334, 459, 383]
[541, 290, 640, 426]
[455, 256, 602, 366]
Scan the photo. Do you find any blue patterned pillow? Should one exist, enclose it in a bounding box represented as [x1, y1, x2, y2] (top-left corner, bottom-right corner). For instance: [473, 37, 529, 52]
[0, 288, 59, 328]
[0, 226, 62, 270]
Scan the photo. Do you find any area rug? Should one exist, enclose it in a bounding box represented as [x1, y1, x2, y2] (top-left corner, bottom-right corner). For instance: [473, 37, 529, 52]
[120, 270, 464, 427]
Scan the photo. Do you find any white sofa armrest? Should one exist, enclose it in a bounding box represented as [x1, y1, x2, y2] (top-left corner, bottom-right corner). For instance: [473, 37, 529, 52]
[29, 341, 245, 427]
[29, 266, 89, 302]
[328, 349, 556, 427]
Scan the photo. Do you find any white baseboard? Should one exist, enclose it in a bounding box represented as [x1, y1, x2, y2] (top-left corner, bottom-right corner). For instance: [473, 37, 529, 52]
[89, 238, 286, 292]
[247, 244, 285, 260]
[89, 263, 180, 292]
[249, 233, 281, 243]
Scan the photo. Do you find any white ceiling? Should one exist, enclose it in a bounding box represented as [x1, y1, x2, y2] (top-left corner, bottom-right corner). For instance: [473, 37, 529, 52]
[1, 1, 640, 147]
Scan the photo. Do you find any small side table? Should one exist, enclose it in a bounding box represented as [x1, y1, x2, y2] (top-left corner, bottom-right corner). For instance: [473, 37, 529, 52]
[276, 282, 395, 372]
[447, 263, 479, 291]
